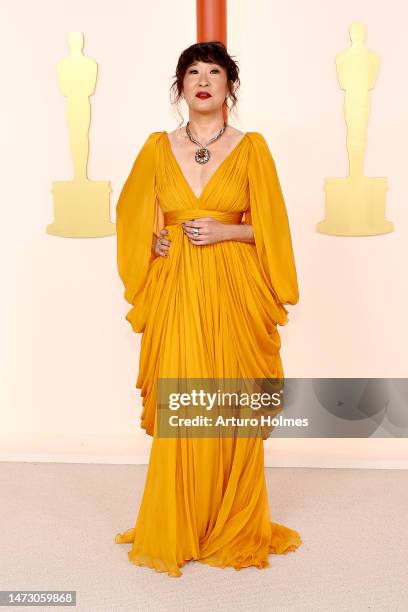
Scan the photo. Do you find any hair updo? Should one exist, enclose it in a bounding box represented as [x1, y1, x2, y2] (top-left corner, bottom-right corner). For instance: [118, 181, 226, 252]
[170, 41, 240, 127]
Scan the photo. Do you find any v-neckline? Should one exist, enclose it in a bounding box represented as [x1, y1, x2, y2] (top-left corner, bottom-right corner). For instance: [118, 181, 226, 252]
[164, 130, 248, 202]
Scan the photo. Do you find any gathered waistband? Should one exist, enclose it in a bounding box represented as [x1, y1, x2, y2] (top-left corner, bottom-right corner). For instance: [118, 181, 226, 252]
[164, 208, 243, 226]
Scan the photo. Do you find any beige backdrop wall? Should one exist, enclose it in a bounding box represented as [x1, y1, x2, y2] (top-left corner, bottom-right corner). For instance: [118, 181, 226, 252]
[1, 0, 407, 467]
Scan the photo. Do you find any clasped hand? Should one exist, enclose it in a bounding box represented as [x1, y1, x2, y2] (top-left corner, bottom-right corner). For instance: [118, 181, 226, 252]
[154, 217, 226, 257]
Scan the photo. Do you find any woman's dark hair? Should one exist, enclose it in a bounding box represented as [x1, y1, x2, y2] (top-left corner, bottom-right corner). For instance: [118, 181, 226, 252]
[170, 41, 240, 127]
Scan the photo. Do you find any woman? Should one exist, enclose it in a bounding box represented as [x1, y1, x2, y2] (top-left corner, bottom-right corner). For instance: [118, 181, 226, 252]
[114, 41, 302, 577]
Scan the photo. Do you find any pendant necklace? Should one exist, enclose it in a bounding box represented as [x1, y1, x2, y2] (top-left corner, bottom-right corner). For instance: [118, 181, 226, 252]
[185, 120, 227, 164]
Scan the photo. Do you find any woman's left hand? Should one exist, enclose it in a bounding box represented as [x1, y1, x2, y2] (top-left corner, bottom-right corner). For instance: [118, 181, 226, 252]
[182, 217, 226, 246]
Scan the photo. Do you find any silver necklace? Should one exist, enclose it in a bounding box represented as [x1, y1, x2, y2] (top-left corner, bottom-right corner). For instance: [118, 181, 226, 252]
[185, 120, 227, 164]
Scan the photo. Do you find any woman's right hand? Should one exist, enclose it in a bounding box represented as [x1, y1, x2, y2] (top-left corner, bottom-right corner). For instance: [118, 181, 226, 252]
[154, 228, 171, 257]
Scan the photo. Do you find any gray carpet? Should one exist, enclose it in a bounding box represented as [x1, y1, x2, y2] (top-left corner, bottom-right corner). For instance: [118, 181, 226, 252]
[1, 462, 408, 611]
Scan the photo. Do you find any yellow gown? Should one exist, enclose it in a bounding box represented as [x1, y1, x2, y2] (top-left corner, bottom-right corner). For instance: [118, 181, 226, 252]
[114, 130, 302, 577]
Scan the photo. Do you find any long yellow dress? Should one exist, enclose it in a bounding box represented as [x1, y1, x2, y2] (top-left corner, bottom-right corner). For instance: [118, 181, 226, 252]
[114, 130, 302, 577]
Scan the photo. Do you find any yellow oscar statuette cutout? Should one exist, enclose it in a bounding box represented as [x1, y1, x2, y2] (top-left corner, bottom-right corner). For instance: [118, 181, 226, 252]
[47, 31, 115, 238]
[317, 22, 394, 236]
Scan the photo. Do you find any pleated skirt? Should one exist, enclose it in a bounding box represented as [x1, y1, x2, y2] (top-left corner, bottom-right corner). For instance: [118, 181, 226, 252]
[115, 225, 302, 577]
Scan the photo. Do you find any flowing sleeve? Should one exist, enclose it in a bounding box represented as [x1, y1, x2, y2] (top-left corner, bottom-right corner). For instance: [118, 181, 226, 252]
[246, 131, 299, 309]
[115, 131, 161, 333]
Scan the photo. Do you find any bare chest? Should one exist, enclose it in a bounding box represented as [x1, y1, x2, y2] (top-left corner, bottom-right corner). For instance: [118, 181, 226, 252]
[166, 133, 246, 200]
